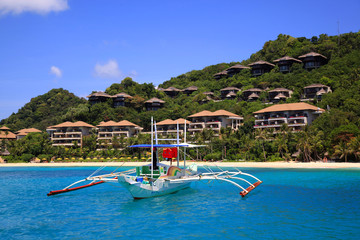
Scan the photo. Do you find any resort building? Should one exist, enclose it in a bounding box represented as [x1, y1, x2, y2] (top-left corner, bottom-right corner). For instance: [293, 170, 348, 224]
[47, 121, 96, 147]
[302, 84, 332, 101]
[188, 110, 243, 136]
[268, 88, 293, 103]
[87, 92, 112, 105]
[298, 52, 327, 70]
[156, 118, 191, 136]
[145, 98, 165, 111]
[182, 86, 198, 96]
[97, 120, 143, 148]
[0, 126, 16, 156]
[253, 102, 325, 132]
[0, 126, 16, 141]
[203, 91, 215, 98]
[242, 88, 263, 101]
[161, 87, 182, 97]
[248, 60, 275, 77]
[220, 87, 240, 99]
[15, 128, 42, 140]
[213, 70, 228, 80]
[225, 64, 250, 77]
[112, 92, 132, 107]
[273, 56, 302, 73]
[197, 92, 215, 104]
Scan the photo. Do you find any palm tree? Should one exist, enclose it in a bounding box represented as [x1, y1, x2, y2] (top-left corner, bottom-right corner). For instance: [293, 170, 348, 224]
[241, 135, 254, 161]
[275, 134, 289, 160]
[296, 128, 313, 162]
[334, 141, 351, 162]
[348, 137, 360, 161]
[255, 129, 269, 161]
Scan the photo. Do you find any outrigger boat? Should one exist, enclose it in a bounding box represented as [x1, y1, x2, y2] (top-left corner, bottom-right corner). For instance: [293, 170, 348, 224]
[47, 118, 262, 199]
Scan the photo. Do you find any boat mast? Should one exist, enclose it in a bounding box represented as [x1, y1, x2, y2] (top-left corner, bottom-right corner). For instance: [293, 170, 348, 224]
[184, 119, 186, 169]
[151, 117, 153, 178]
[176, 121, 179, 167]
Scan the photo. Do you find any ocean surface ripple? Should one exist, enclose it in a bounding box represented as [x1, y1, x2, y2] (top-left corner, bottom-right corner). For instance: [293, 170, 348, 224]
[1, 167, 359, 239]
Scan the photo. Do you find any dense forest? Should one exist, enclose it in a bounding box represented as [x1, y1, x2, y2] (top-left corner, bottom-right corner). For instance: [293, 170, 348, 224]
[1, 32, 360, 162]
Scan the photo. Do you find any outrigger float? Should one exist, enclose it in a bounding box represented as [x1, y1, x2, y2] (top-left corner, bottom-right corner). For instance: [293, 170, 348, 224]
[47, 118, 262, 199]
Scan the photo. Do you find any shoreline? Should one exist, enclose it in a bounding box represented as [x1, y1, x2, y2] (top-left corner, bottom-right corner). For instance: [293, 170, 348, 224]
[1, 161, 360, 169]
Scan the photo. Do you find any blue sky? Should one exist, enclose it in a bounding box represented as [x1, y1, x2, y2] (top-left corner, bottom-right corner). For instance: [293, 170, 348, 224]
[0, 0, 359, 120]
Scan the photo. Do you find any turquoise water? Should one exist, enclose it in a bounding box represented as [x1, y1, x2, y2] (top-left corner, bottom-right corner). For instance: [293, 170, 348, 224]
[1, 167, 360, 239]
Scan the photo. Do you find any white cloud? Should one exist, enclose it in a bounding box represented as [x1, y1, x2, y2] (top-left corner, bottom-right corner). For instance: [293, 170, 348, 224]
[50, 66, 62, 78]
[0, 0, 69, 15]
[94, 60, 122, 79]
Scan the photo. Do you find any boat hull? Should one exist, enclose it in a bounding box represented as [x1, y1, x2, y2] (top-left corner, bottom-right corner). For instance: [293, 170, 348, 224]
[118, 176, 191, 199]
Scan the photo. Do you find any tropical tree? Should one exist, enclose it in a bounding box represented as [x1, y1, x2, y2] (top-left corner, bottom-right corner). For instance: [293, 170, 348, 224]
[333, 140, 351, 162]
[348, 137, 360, 161]
[255, 129, 270, 161]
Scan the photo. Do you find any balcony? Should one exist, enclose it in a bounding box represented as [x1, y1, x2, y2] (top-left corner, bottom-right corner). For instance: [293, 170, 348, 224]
[52, 135, 82, 140]
[268, 116, 287, 121]
[205, 121, 221, 128]
[52, 143, 77, 146]
[189, 122, 205, 130]
[288, 117, 306, 126]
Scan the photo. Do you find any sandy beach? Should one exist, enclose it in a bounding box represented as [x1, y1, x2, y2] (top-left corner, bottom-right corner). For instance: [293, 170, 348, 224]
[1, 161, 360, 169]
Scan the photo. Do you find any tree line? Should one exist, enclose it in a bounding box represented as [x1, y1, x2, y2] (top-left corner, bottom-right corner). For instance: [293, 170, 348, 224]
[1, 32, 360, 162]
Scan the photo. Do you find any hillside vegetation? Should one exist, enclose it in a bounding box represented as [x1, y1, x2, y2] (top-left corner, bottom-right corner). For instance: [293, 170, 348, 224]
[1, 31, 360, 162]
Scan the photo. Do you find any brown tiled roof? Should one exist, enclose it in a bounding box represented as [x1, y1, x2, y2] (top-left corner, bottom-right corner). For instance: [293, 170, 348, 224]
[274, 93, 287, 99]
[16, 128, 42, 136]
[220, 87, 240, 91]
[188, 110, 241, 118]
[248, 60, 275, 67]
[248, 93, 260, 99]
[213, 71, 228, 77]
[212, 110, 242, 118]
[157, 118, 190, 125]
[162, 87, 182, 92]
[242, 88, 263, 93]
[97, 120, 142, 129]
[157, 119, 174, 125]
[316, 89, 327, 95]
[51, 121, 96, 128]
[118, 120, 142, 128]
[226, 92, 237, 97]
[253, 102, 325, 114]
[188, 110, 213, 118]
[183, 86, 198, 91]
[96, 120, 119, 127]
[145, 98, 165, 103]
[273, 56, 302, 63]
[174, 118, 190, 124]
[268, 88, 292, 93]
[87, 91, 112, 98]
[304, 83, 329, 88]
[298, 52, 327, 59]
[226, 64, 250, 70]
[0, 126, 10, 130]
[0, 131, 16, 139]
[112, 92, 132, 98]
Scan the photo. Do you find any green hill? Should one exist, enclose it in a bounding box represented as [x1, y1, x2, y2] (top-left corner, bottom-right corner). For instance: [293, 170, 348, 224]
[2, 31, 360, 162]
[0, 88, 86, 131]
[2, 32, 360, 131]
